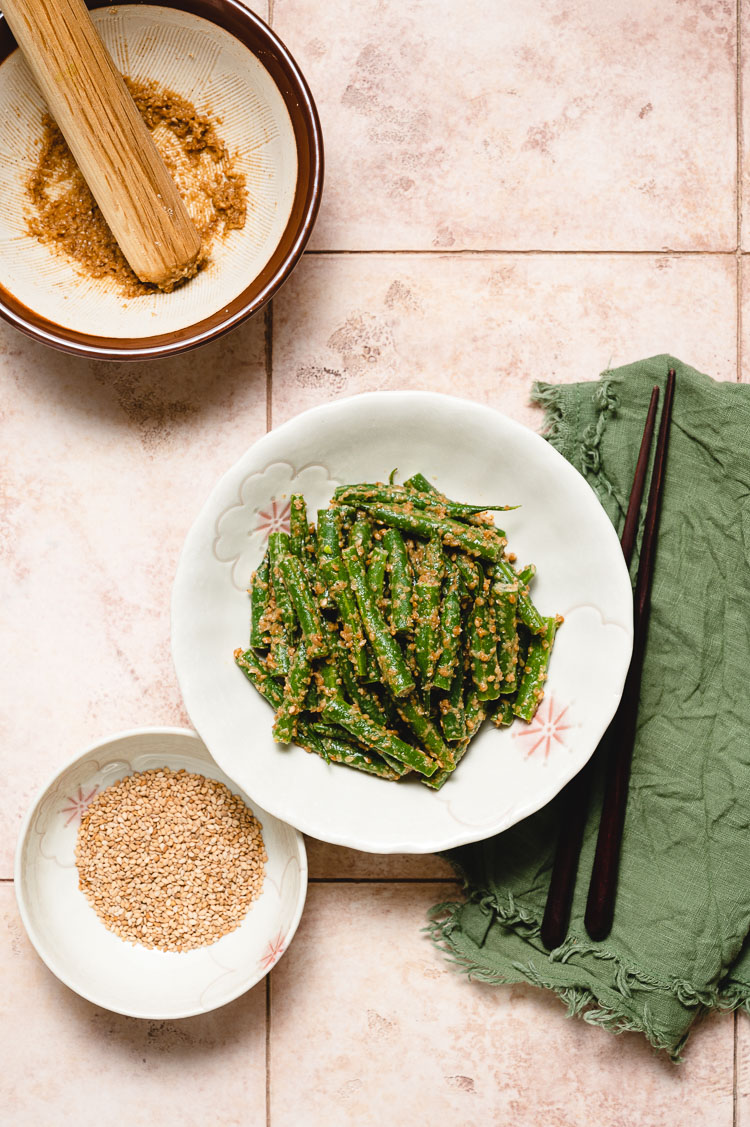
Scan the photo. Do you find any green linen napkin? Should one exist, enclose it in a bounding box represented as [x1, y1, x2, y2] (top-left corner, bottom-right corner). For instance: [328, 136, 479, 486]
[428, 355, 750, 1060]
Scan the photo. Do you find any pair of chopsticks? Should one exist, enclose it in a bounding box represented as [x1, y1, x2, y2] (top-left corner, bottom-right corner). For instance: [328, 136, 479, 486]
[540, 367, 676, 949]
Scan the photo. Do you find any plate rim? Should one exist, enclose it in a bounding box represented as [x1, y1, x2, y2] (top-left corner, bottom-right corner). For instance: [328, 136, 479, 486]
[171, 390, 634, 853]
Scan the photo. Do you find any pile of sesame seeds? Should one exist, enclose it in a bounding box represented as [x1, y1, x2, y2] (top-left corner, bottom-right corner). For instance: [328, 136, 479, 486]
[75, 768, 267, 953]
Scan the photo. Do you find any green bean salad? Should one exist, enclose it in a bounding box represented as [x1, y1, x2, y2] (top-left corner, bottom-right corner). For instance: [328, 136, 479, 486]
[234, 473, 562, 789]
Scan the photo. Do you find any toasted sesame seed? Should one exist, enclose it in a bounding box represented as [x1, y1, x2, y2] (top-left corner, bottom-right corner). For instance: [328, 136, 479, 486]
[75, 768, 266, 953]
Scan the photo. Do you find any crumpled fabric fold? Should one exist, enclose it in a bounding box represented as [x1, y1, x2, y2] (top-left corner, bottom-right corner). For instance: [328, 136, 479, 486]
[428, 356, 750, 1060]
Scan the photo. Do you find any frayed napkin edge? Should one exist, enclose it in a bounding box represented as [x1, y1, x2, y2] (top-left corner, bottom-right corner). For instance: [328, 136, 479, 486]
[425, 893, 750, 1063]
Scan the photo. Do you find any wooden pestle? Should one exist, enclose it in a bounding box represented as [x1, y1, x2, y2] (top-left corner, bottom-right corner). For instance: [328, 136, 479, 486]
[2, 0, 202, 289]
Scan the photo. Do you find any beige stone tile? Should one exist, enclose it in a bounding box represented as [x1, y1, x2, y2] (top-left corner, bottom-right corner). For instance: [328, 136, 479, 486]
[304, 836, 456, 879]
[0, 316, 267, 875]
[741, 0, 750, 246]
[272, 252, 737, 428]
[270, 882, 734, 1127]
[740, 256, 750, 380]
[0, 883, 267, 1125]
[273, 0, 736, 251]
[736, 1013, 750, 1123]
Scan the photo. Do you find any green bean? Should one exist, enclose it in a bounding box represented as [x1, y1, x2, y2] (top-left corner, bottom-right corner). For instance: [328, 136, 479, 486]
[383, 528, 412, 634]
[431, 562, 462, 690]
[314, 736, 401, 780]
[277, 553, 328, 659]
[403, 472, 440, 494]
[342, 545, 415, 698]
[361, 647, 382, 685]
[303, 677, 322, 711]
[422, 736, 472, 790]
[265, 611, 291, 677]
[464, 683, 486, 739]
[367, 545, 388, 599]
[235, 476, 562, 788]
[335, 647, 388, 726]
[295, 719, 336, 762]
[493, 556, 545, 634]
[517, 564, 536, 587]
[513, 616, 560, 722]
[249, 553, 271, 649]
[412, 538, 444, 683]
[321, 698, 436, 776]
[491, 697, 515, 728]
[341, 501, 508, 562]
[468, 576, 503, 701]
[453, 553, 482, 592]
[395, 694, 454, 770]
[317, 510, 368, 677]
[428, 654, 484, 788]
[406, 473, 522, 532]
[289, 494, 310, 558]
[348, 516, 373, 560]
[440, 654, 467, 742]
[315, 657, 343, 702]
[272, 641, 313, 743]
[334, 483, 513, 523]
[490, 576, 520, 695]
[310, 719, 410, 777]
[268, 531, 297, 635]
[234, 647, 283, 708]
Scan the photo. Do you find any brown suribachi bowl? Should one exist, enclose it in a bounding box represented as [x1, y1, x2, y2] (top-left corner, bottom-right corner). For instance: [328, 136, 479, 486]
[0, 1, 323, 360]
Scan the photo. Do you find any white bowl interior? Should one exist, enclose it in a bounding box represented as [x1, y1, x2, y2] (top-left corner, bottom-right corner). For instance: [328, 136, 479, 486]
[0, 4, 297, 338]
[15, 728, 307, 1019]
[172, 391, 634, 854]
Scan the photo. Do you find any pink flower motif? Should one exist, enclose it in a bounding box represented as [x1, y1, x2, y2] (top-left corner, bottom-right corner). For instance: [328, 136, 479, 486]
[255, 498, 291, 542]
[259, 931, 286, 971]
[512, 696, 573, 760]
[60, 785, 99, 826]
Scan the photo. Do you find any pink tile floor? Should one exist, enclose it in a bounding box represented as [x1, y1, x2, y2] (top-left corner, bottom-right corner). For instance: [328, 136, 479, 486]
[2, 0, 748, 1121]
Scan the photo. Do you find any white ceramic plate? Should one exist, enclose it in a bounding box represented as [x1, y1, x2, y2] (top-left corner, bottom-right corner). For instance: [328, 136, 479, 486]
[15, 728, 307, 1018]
[172, 392, 633, 854]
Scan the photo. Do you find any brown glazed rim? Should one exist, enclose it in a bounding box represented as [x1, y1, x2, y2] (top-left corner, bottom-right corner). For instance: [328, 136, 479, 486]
[0, 0, 323, 361]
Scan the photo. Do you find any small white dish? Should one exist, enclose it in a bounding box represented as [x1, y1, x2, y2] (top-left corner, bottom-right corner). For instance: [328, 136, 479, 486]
[15, 727, 307, 1019]
[172, 391, 634, 854]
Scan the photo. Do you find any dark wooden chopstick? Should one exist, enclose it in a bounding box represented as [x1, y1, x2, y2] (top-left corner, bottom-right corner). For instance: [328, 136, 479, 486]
[540, 383, 662, 951]
[584, 367, 676, 941]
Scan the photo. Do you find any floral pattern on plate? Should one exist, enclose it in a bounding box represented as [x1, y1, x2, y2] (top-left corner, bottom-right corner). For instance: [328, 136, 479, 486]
[213, 461, 341, 590]
[512, 695, 575, 760]
[259, 931, 286, 971]
[60, 785, 99, 826]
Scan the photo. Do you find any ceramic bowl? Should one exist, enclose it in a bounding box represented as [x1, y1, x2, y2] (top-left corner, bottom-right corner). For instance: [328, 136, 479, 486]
[0, 2, 322, 360]
[172, 391, 634, 854]
[15, 727, 307, 1019]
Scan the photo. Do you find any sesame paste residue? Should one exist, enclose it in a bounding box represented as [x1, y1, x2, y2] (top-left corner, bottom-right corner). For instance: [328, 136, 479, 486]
[26, 78, 248, 297]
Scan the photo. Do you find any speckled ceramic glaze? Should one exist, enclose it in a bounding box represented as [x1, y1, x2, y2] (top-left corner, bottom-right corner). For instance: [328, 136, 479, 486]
[172, 391, 634, 853]
[15, 727, 307, 1018]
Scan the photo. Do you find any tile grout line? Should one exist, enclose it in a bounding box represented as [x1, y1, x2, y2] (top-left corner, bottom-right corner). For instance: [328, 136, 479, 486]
[734, 1010, 739, 1127]
[738, 0, 744, 383]
[266, 974, 272, 1127]
[265, 301, 273, 432]
[303, 248, 739, 257]
[308, 877, 460, 884]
